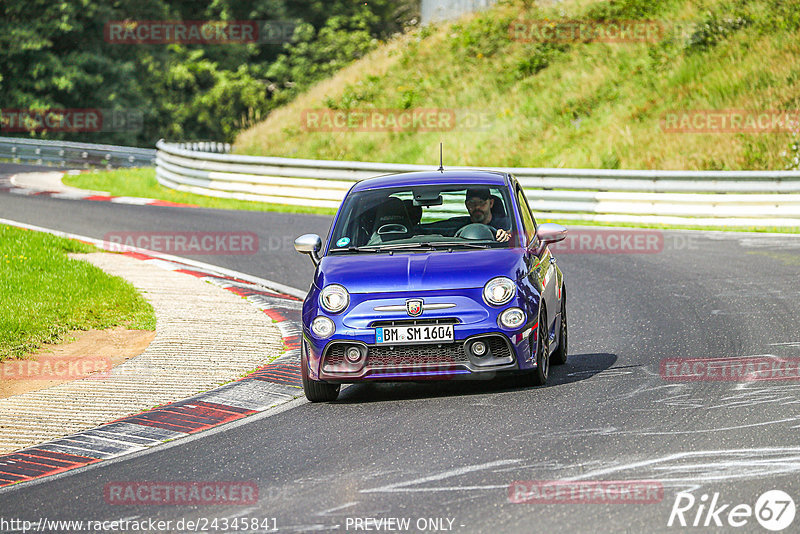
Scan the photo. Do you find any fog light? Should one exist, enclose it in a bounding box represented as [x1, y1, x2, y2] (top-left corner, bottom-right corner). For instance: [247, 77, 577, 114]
[472, 341, 487, 357]
[311, 316, 335, 339]
[345, 346, 362, 363]
[500, 307, 525, 329]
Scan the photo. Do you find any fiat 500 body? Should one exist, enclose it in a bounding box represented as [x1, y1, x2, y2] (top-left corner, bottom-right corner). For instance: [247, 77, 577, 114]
[295, 170, 568, 402]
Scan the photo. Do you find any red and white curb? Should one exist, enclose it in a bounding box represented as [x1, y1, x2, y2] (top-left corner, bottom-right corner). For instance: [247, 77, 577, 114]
[0, 172, 196, 208]
[0, 219, 307, 489]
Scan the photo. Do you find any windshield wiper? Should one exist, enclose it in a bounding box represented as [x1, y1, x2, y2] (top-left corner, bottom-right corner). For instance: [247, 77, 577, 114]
[424, 241, 494, 249]
[374, 242, 436, 251]
[336, 242, 495, 253]
[334, 246, 382, 253]
[375, 241, 496, 251]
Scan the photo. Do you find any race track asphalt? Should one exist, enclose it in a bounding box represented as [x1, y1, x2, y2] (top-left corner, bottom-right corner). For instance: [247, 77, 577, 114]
[2, 163, 799, 533]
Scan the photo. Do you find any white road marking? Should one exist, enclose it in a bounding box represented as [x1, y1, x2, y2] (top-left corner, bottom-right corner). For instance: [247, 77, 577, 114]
[360, 459, 521, 494]
[564, 447, 800, 484]
[316, 502, 359, 516]
[357, 448, 800, 496]
[227, 505, 261, 519]
[624, 416, 800, 435]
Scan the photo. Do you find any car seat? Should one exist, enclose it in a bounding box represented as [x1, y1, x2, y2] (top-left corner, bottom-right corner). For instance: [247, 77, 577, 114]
[367, 197, 413, 245]
[490, 194, 507, 218]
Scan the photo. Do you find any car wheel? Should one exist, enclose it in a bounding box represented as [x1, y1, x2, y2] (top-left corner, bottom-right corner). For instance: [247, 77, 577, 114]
[301, 340, 340, 402]
[521, 306, 550, 386]
[551, 286, 567, 366]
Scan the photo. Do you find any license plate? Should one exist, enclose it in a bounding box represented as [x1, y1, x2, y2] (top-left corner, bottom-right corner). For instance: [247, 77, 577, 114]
[376, 325, 454, 344]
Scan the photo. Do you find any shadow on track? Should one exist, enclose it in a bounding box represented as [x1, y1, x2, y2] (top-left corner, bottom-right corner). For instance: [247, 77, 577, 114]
[334, 352, 617, 403]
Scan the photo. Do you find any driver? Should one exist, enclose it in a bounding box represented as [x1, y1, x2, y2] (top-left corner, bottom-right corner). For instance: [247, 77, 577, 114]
[464, 188, 510, 242]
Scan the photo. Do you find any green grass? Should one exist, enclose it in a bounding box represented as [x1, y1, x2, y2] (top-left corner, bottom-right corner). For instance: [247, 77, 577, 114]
[235, 0, 800, 171]
[63, 168, 337, 216]
[64, 0, 800, 235]
[63, 168, 798, 233]
[0, 225, 156, 362]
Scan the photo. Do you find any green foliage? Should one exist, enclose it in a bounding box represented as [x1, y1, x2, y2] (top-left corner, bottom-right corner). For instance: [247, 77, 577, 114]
[0, 0, 419, 146]
[237, 0, 800, 172]
[686, 13, 751, 52]
[325, 76, 384, 110]
[448, 11, 512, 58]
[583, 0, 682, 19]
[600, 151, 621, 169]
[767, 1, 800, 33]
[267, 13, 379, 108]
[513, 43, 564, 80]
[782, 129, 800, 170]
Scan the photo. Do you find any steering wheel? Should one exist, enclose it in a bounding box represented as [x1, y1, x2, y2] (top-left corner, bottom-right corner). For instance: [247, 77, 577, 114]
[455, 223, 496, 241]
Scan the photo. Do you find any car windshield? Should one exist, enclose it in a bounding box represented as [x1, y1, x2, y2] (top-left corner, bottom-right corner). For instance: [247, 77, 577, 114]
[328, 184, 519, 254]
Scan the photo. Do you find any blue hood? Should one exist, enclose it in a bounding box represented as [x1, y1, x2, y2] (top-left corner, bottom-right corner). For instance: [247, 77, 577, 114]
[315, 249, 526, 293]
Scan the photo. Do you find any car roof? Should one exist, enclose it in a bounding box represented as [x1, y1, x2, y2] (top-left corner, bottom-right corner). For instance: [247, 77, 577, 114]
[350, 170, 510, 192]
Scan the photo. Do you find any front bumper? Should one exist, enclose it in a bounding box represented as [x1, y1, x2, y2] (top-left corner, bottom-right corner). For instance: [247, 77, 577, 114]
[302, 288, 538, 382]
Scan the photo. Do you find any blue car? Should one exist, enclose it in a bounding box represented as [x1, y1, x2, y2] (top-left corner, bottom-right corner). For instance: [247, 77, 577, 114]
[294, 170, 568, 402]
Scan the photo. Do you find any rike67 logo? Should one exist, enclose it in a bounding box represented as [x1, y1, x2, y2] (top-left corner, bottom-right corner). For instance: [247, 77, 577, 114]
[668, 490, 796, 531]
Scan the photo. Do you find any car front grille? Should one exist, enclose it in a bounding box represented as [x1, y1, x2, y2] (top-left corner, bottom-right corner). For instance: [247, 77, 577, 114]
[366, 343, 468, 368]
[322, 334, 513, 374]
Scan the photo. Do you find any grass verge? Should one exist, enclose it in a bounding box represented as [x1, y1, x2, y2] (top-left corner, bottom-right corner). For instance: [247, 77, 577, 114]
[0, 224, 156, 362]
[63, 168, 337, 216]
[235, 0, 800, 171]
[63, 168, 799, 233]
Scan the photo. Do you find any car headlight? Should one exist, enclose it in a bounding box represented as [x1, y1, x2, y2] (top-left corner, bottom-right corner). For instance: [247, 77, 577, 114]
[483, 277, 515, 306]
[311, 316, 335, 338]
[499, 307, 525, 329]
[319, 284, 349, 313]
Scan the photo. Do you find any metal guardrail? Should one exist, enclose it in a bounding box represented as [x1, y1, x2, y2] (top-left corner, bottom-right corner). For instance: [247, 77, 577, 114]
[0, 136, 155, 169]
[156, 140, 800, 227]
[422, 0, 497, 25]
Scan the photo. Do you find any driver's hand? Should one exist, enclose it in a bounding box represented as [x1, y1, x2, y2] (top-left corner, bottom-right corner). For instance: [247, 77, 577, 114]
[495, 228, 510, 242]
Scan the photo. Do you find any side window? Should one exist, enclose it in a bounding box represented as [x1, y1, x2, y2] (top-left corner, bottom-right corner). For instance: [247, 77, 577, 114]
[516, 187, 538, 247]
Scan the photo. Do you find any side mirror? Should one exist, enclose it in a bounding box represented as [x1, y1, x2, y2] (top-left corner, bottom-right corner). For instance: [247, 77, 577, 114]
[531, 223, 567, 255]
[536, 223, 567, 244]
[294, 234, 322, 266]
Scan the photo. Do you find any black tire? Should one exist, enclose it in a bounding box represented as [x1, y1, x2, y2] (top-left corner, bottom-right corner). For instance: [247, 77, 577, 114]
[551, 286, 568, 366]
[301, 341, 340, 402]
[520, 306, 550, 386]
